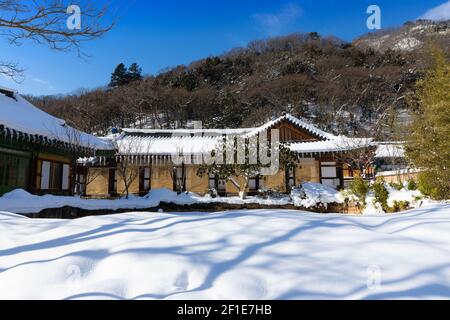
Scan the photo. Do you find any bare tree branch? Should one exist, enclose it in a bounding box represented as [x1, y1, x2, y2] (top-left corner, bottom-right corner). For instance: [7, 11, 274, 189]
[0, 0, 114, 80]
[0, 60, 24, 82]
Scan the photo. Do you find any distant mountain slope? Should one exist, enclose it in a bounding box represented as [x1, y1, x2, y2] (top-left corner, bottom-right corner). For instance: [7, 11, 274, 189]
[30, 21, 449, 140]
[353, 20, 450, 52]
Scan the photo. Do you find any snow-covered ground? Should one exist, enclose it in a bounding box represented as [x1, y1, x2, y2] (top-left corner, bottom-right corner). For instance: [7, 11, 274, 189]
[0, 182, 425, 216]
[1, 203, 450, 300]
[0, 184, 341, 215]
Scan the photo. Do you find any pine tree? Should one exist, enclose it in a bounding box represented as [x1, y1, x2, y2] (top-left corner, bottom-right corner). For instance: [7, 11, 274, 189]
[127, 63, 143, 82]
[405, 46, 450, 200]
[216, 89, 246, 128]
[109, 63, 129, 87]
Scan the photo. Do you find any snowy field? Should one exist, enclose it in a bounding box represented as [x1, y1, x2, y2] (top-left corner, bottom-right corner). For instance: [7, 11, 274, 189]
[1, 203, 450, 300]
[0, 184, 343, 215]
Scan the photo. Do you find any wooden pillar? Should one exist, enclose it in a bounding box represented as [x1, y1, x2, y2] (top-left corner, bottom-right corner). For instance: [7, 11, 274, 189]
[337, 161, 344, 189]
[28, 151, 38, 194]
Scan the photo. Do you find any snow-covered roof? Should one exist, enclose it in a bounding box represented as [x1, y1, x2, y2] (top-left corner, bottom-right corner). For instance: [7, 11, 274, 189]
[114, 114, 371, 156]
[374, 142, 405, 158]
[122, 114, 334, 141]
[115, 135, 371, 156]
[115, 134, 221, 155]
[0, 88, 113, 151]
[123, 128, 253, 135]
[290, 137, 373, 154]
[245, 113, 336, 140]
[375, 168, 422, 177]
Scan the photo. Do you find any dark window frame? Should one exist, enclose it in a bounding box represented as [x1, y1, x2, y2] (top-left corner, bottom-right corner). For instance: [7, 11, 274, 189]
[208, 173, 226, 195]
[0, 153, 31, 193]
[75, 166, 88, 196]
[173, 164, 186, 193]
[38, 160, 70, 192]
[248, 175, 261, 193]
[139, 166, 152, 194]
[108, 168, 118, 196]
[320, 161, 341, 189]
[285, 166, 296, 191]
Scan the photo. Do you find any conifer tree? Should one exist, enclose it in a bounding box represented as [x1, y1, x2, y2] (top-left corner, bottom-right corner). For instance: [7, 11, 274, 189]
[405, 46, 450, 200]
[127, 63, 143, 82]
[109, 63, 129, 87]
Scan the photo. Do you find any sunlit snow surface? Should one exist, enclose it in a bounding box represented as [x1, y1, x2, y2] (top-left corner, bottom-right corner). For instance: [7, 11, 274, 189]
[1, 203, 450, 300]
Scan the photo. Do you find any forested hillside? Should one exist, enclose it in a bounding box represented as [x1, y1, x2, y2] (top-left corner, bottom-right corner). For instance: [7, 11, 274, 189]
[28, 20, 449, 139]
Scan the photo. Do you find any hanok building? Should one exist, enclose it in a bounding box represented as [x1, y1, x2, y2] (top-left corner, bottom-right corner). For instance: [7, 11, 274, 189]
[374, 142, 419, 184]
[85, 114, 371, 198]
[374, 142, 407, 172]
[0, 87, 114, 196]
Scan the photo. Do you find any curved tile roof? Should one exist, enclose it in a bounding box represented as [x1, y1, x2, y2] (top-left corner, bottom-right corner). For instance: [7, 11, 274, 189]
[0, 88, 113, 151]
[114, 114, 370, 156]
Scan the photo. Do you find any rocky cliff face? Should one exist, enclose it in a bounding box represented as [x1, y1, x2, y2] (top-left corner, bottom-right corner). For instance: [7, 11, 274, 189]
[353, 20, 450, 53]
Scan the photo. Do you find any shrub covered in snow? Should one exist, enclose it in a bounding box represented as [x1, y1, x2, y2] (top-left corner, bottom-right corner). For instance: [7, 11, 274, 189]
[291, 183, 343, 209]
[343, 180, 427, 215]
[362, 194, 386, 215]
[407, 180, 418, 191]
[348, 177, 370, 207]
[385, 184, 423, 209]
[389, 182, 404, 191]
[372, 181, 389, 211]
[258, 188, 286, 200]
[391, 200, 410, 212]
[0, 181, 429, 217]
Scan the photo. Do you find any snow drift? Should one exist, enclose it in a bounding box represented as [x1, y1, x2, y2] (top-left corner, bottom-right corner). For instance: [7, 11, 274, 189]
[1, 204, 450, 299]
[0, 183, 343, 215]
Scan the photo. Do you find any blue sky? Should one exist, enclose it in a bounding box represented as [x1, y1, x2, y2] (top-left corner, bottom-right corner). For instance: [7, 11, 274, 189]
[0, 0, 448, 96]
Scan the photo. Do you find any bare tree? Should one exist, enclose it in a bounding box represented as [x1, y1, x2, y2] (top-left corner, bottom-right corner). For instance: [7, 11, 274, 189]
[169, 162, 187, 193]
[331, 102, 400, 181]
[74, 160, 103, 196]
[332, 137, 377, 180]
[113, 134, 153, 199]
[0, 0, 114, 78]
[0, 60, 24, 82]
[197, 133, 297, 199]
[116, 157, 140, 199]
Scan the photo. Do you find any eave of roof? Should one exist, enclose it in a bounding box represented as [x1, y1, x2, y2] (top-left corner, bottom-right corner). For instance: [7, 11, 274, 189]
[244, 114, 336, 141]
[122, 114, 335, 140]
[122, 128, 254, 135]
[0, 90, 114, 151]
[115, 135, 221, 156]
[289, 137, 373, 154]
[373, 142, 405, 158]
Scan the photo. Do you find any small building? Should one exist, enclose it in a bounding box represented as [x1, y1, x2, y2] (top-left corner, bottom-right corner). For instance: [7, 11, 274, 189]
[0, 87, 114, 196]
[374, 142, 420, 184]
[374, 142, 407, 172]
[84, 114, 372, 198]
